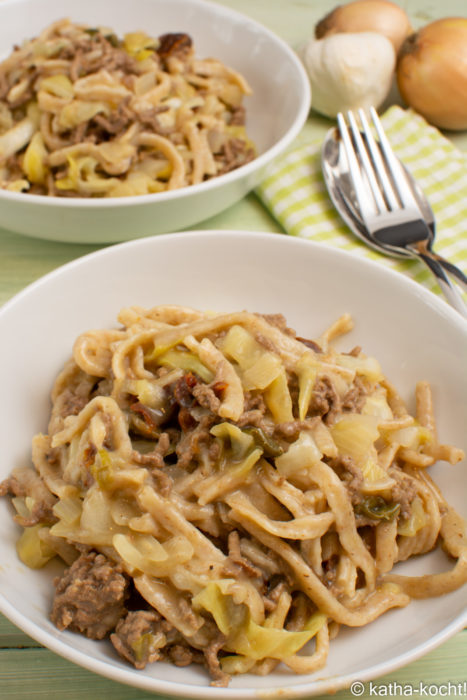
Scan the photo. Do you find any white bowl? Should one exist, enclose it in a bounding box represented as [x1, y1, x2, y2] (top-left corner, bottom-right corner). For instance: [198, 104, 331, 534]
[0, 0, 310, 244]
[0, 231, 466, 699]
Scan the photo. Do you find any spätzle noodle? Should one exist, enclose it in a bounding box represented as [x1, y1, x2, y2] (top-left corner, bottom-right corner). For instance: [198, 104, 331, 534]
[1, 305, 465, 686]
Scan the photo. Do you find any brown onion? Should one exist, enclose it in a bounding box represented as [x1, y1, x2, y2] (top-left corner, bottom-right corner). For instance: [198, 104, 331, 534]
[397, 18, 467, 131]
[315, 0, 412, 54]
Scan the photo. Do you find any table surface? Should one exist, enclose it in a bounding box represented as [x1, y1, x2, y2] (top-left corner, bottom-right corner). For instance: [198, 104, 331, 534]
[1, 1, 466, 698]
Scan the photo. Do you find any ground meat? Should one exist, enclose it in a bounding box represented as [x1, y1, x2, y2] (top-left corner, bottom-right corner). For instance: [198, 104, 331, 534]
[389, 468, 417, 519]
[253, 332, 280, 354]
[263, 580, 289, 613]
[192, 383, 221, 414]
[51, 551, 128, 639]
[58, 390, 90, 418]
[296, 337, 323, 353]
[168, 643, 201, 667]
[131, 432, 172, 471]
[204, 632, 230, 688]
[0, 467, 57, 526]
[175, 415, 216, 469]
[309, 375, 341, 423]
[0, 475, 23, 498]
[92, 105, 132, 136]
[345, 345, 362, 357]
[322, 555, 339, 591]
[215, 138, 255, 175]
[273, 418, 319, 441]
[110, 610, 172, 669]
[69, 34, 138, 81]
[237, 391, 271, 432]
[257, 313, 295, 336]
[151, 468, 173, 495]
[342, 376, 368, 413]
[243, 391, 268, 416]
[15, 500, 57, 527]
[172, 372, 197, 409]
[229, 105, 246, 126]
[222, 530, 262, 579]
[236, 409, 270, 432]
[111, 608, 207, 672]
[330, 454, 364, 504]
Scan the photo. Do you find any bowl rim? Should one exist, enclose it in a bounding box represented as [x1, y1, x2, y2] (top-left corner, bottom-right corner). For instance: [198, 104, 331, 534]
[0, 0, 311, 208]
[1, 589, 465, 700]
[0, 230, 465, 700]
[1, 229, 466, 329]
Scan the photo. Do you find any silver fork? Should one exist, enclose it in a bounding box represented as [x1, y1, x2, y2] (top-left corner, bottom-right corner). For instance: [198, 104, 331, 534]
[337, 107, 467, 318]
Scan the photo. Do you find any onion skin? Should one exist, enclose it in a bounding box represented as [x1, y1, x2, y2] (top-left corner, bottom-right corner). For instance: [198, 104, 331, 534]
[315, 0, 412, 53]
[397, 18, 467, 131]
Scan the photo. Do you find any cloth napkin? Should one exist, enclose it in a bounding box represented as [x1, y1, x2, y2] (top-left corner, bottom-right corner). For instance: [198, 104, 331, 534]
[255, 106, 467, 296]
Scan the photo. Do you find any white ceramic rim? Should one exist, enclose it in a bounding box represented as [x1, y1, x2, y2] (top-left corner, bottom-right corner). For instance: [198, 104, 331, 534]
[0, 231, 465, 699]
[0, 0, 311, 210]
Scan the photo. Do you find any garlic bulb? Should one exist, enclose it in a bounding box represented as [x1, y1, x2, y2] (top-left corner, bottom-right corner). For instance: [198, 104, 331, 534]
[299, 32, 396, 118]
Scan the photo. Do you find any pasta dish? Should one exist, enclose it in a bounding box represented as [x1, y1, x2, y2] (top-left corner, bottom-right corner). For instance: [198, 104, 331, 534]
[0, 20, 254, 197]
[1, 305, 466, 686]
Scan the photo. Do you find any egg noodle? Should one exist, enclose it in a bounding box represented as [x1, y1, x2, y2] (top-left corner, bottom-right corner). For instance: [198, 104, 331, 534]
[0, 20, 254, 197]
[2, 305, 466, 685]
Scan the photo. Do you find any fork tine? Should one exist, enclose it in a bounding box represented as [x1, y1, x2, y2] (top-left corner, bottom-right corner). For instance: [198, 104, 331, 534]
[369, 106, 418, 210]
[358, 108, 399, 210]
[337, 113, 374, 219]
[347, 111, 386, 212]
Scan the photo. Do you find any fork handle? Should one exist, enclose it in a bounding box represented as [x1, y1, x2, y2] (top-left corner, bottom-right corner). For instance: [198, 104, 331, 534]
[414, 250, 467, 318]
[430, 254, 467, 292]
[410, 240, 467, 292]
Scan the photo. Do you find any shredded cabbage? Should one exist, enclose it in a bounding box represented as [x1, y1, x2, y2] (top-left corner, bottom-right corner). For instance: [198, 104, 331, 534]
[331, 414, 379, 464]
[398, 496, 427, 537]
[210, 422, 254, 461]
[157, 348, 213, 383]
[264, 368, 294, 423]
[123, 31, 158, 60]
[39, 74, 74, 99]
[113, 533, 193, 576]
[193, 582, 325, 661]
[23, 132, 48, 184]
[16, 524, 56, 568]
[276, 431, 322, 476]
[220, 324, 282, 391]
[331, 414, 394, 491]
[386, 425, 433, 450]
[58, 100, 109, 130]
[336, 354, 384, 383]
[297, 355, 318, 420]
[362, 388, 393, 421]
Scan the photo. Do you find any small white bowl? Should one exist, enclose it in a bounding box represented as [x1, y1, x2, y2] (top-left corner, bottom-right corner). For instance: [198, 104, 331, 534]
[0, 231, 466, 699]
[0, 0, 310, 243]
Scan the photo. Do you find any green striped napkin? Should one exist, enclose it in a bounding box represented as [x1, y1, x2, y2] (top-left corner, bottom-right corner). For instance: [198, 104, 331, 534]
[255, 106, 467, 297]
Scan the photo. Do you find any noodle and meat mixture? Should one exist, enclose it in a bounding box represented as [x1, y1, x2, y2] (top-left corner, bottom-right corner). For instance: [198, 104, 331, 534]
[1, 306, 466, 686]
[0, 20, 255, 197]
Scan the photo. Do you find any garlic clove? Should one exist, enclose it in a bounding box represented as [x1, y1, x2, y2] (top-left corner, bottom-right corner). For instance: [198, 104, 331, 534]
[298, 32, 396, 119]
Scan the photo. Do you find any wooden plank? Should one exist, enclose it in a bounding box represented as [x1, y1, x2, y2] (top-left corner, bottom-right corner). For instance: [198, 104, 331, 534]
[0, 614, 41, 648]
[334, 630, 467, 699]
[0, 632, 465, 700]
[0, 648, 163, 699]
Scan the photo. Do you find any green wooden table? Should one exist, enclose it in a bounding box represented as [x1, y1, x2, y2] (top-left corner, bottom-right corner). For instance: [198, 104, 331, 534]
[1, 1, 466, 697]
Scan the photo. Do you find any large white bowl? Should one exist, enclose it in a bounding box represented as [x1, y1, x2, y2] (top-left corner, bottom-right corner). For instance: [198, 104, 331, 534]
[0, 0, 310, 244]
[0, 231, 466, 699]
